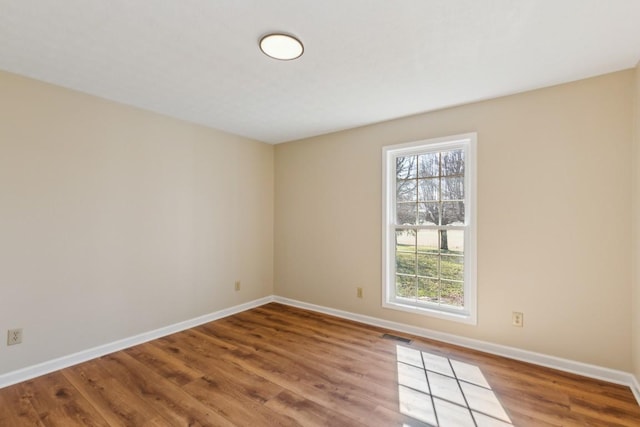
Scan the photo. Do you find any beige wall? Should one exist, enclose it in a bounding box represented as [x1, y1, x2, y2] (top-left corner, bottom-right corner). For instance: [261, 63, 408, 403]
[275, 70, 634, 371]
[0, 70, 274, 374]
[633, 62, 640, 381]
[1, 66, 636, 377]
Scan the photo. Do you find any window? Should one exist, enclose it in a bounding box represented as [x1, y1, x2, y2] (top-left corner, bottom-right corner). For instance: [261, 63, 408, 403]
[382, 133, 477, 324]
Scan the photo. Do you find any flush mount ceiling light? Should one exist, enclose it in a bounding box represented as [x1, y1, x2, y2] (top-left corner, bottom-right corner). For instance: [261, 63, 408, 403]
[259, 33, 304, 61]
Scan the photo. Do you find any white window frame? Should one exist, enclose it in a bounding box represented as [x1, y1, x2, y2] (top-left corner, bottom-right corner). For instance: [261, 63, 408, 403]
[382, 133, 477, 325]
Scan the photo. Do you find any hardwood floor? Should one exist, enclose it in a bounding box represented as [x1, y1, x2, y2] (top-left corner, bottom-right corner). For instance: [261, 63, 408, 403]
[1, 303, 639, 426]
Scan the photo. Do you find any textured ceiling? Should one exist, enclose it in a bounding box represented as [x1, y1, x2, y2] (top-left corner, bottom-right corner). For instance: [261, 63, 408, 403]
[1, 1, 639, 144]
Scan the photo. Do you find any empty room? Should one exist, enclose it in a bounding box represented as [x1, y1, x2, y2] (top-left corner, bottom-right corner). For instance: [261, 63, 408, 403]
[1, 1, 640, 426]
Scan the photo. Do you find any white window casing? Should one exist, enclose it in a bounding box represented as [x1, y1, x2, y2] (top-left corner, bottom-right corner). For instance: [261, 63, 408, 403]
[382, 133, 477, 325]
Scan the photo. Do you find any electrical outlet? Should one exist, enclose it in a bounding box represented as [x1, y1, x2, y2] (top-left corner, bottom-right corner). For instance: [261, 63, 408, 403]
[512, 312, 524, 327]
[7, 328, 23, 345]
[234, 281, 241, 291]
[356, 287, 363, 298]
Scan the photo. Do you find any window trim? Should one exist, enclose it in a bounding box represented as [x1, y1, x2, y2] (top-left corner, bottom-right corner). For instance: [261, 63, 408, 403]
[382, 133, 477, 325]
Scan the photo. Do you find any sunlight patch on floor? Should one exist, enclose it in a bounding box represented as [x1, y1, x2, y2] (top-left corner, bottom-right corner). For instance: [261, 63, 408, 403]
[396, 345, 512, 427]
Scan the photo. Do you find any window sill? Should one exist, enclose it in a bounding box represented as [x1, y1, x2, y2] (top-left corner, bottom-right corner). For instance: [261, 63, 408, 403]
[383, 300, 477, 325]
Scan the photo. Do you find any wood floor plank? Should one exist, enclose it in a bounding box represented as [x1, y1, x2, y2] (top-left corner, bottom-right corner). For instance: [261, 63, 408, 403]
[0, 381, 45, 427]
[62, 358, 174, 426]
[212, 338, 447, 425]
[97, 351, 237, 427]
[208, 323, 394, 424]
[151, 330, 285, 404]
[227, 360, 406, 426]
[123, 342, 204, 387]
[263, 389, 369, 427]
[209, 321, 405, 415]
[209, 311, 403, 391]
[1, 302, 639, 426]
[17, 372, 109, 427]
[569, 395, 640, 427]
[182, 376, 297, 426]
[144, 333, 297, 426]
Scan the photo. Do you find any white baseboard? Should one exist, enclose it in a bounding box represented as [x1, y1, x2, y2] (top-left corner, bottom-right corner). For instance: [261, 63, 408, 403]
[274, 296, 640, 405]
[0, 296, 274, 389]
[2, 294, 640, 408]
[632, 375, 640, 406]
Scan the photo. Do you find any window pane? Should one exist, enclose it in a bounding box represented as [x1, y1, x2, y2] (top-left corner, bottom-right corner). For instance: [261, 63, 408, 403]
[396, 156, 417, 179]
[440, 280, 464, 307]
[397, 179, 417, 202]
[441, 201, 464, 225]
[418, 277, 439, 303]
[396, 253, 416, 275]
[441, 229, 464, 254]
[441, 177, 464, 201]
[441, 255, 464, 281]
[418, 254, 438, 278]
[441, 150, 464, 176]
[417, 229, 439, 253]
[396, 229, 416, 252]
[418, 153, 439, 177]
[385, 135, 475, 322]
[397, 202, 417, 225]
[396, 275, 417, 298]
[418, 202, 439, 225]
[418, 178, 439, 201]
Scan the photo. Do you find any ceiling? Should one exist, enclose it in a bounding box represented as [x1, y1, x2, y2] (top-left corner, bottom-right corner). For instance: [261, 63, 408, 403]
[1, 1, 639, 144]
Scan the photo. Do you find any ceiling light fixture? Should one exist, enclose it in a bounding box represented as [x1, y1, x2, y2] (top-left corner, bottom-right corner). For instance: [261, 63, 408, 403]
[259, 33, 304, 61]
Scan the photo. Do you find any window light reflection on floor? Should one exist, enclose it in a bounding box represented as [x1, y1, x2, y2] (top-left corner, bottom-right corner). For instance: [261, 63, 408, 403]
[396, 345, 512, 427]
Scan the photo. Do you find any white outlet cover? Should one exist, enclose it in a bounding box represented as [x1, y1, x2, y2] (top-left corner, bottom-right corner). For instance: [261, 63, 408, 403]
[7, 328, 23, 345]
